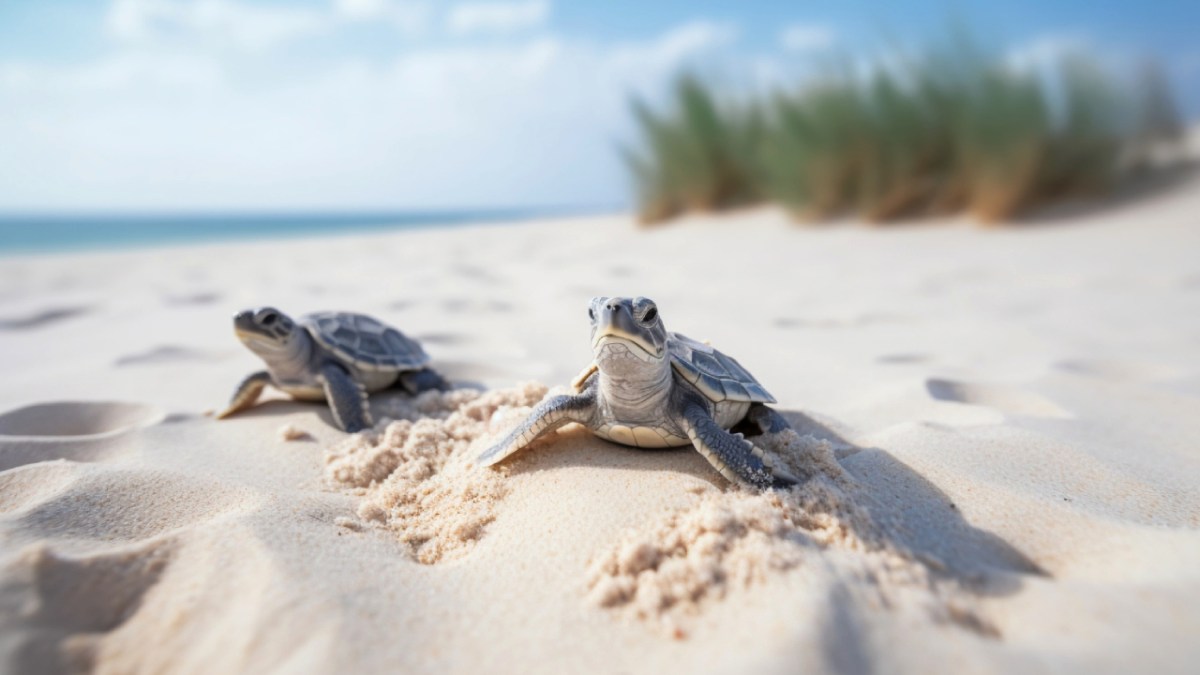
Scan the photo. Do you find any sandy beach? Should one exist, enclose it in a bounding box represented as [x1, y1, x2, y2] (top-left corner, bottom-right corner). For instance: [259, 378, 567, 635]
[2, 178, 1200, 673]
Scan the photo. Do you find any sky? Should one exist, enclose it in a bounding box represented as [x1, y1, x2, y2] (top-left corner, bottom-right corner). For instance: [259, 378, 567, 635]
[0, 0, 1197, 213]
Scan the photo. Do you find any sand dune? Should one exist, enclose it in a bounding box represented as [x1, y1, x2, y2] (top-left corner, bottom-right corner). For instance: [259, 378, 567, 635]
[2, 180, 1200, 673]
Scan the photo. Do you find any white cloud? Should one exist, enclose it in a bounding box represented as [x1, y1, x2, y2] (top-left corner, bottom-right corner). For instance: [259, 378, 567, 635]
[447, 0, 550, 36]
[0, 16, 749, 210]
[0, 54, 222, 93]
[1005, 34, 1090, 72]
[333, 0, 390, 19]
[334, 0, 431, 35]
[106, 0, 326, 50]
[779, 24, 834, 52]
[609, 20, 737, 72]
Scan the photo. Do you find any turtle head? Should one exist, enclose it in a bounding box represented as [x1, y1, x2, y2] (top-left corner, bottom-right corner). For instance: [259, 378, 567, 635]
[588, 297, 668, 374]
[233, 307, 299, 358]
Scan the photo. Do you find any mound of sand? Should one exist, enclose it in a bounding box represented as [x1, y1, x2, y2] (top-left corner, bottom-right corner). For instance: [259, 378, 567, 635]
[584, 427, 994, 637]
[323, 383, 549, 564]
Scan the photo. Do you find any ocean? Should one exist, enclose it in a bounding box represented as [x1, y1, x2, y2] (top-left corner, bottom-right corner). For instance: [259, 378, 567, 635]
[0, 209, 572, 255]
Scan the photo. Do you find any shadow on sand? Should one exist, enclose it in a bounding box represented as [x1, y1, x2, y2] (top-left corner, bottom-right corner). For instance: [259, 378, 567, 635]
[504, 405, 1044, 602]
[213, 380, 494, 431]
[221, 399, 339, 430]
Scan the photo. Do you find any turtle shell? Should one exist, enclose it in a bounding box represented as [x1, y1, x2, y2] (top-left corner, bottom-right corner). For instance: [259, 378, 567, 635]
[668, 332, 776, 404]
[303, 311, 430, 373]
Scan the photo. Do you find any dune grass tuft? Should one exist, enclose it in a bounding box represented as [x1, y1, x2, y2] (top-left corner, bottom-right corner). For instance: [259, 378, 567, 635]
[625, 39, 1185, 226]
[622, 75, 764, 224]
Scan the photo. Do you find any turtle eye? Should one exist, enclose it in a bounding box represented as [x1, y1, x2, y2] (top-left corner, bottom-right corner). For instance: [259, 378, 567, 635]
[642, 307, 658, 323]
[588, 306, 595, 321]
[260, 312, 277, 326]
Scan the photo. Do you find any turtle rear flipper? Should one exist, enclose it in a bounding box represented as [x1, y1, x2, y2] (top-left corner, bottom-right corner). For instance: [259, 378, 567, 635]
[217, 371, 271, 419]
[746, 403, 792, 435]
[320, 362, 373, 433]
[679, 397, 797, 489]
[477, 385, 597, 467]
[398, 368, 450, 394]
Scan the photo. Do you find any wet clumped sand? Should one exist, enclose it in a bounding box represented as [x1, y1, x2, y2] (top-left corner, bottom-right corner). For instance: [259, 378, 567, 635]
[585, 428, 994, 636]
[323, 383, 550, 563]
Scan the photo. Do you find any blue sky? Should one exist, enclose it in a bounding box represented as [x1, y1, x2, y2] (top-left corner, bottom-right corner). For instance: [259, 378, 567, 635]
[0, 0, 1196, 212]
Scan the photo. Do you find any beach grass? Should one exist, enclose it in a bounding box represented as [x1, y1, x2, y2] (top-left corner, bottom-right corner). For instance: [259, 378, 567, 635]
[621, 75, 764, 224]
[626, 38, 1185, 225]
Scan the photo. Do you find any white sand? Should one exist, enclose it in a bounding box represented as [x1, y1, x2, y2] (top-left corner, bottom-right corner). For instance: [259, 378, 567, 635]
[2, 178, 1200, 673]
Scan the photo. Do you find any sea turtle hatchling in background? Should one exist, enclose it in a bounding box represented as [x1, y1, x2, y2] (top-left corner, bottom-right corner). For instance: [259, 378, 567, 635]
[218, 307, 448, 433]
[477, 296, 798, 489]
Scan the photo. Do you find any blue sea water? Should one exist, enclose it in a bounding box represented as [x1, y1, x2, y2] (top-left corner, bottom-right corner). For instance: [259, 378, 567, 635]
[0, 209, 571, 255]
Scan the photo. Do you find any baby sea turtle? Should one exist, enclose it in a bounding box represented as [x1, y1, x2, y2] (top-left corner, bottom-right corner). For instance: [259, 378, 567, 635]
[477, 296, 797, 488]
[218, 307, 447, 432]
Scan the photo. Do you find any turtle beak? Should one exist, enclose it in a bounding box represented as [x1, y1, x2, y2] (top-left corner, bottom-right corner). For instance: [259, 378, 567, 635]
[233, 310, 282, 347]
[233, 310, 258, 338]
[592, 300, 624, 341]
[592, 300, 660, 357]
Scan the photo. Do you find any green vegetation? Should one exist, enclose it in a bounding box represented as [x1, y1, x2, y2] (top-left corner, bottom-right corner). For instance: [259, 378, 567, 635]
[624, 40, 1186, 225]
[621, 76, 763, 223]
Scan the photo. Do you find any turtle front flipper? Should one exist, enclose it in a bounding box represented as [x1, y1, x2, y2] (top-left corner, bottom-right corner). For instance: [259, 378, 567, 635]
[679, 396, 798, 489]
[320, 362, 373, 433]
[477, 384, 597, 467]
[217, 371, 272, 420]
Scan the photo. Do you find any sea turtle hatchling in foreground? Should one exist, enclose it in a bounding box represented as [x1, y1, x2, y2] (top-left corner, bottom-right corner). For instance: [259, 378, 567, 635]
[477, 296, 798, 488]
[218, 307, 447, 433]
